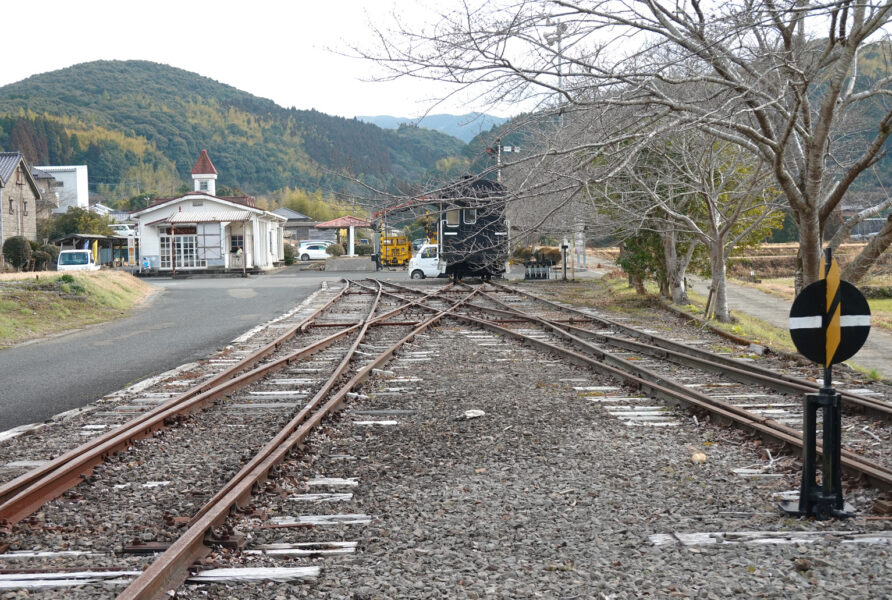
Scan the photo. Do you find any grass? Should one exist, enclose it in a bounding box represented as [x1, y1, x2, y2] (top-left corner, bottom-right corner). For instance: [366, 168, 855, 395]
[682, 287, 798, 353]
[552, 272, 800, 355]
[0, 271, 154, 348]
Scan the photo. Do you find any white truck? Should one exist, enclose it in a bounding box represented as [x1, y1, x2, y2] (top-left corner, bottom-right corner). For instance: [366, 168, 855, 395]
[408, 243, 445, 279]
[57, 249, 100, 272]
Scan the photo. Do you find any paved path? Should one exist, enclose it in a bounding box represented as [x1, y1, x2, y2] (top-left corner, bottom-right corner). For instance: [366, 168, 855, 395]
[687, 276, 892, 380]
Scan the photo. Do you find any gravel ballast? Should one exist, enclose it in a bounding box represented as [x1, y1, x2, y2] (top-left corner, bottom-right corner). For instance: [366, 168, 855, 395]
[0, 282, 888, 599]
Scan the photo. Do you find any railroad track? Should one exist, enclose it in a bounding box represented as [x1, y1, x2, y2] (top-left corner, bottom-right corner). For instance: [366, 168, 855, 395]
[0, 278, 887, 598]
[373, 280, 890, 487]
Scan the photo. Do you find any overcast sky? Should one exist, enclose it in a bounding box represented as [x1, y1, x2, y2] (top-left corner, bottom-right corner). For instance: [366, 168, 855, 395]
[2, 0, 506, 119]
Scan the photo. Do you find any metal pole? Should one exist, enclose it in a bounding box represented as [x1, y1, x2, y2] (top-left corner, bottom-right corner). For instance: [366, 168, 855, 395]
[171, 224, 176, 277]
[561, 238, 568, 281]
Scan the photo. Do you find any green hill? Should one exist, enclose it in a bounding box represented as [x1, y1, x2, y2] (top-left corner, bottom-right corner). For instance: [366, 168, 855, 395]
[0, 60, 467, 204]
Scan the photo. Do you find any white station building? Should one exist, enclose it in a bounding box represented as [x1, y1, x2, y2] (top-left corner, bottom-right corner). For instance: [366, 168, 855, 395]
[131, 150, 286, 272]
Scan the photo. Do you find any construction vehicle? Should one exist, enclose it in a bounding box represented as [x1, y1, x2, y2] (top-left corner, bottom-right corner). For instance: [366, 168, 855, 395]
[378, 235, 412, 266]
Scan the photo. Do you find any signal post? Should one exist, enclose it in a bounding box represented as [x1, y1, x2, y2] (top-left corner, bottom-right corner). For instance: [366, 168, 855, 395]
[784, 248, 871, 519]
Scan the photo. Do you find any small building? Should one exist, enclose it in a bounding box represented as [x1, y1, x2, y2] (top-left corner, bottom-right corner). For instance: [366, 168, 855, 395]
[272, 207, 335, 244]
[30, 167, 61, 222]
[91, 203, 134, 224]
[52, 233, 129, 267]
[315, 215, 373, 256]
[130, 151, 286, 273]
[0, 152, 41, 251]
[34, 165, 89, 214]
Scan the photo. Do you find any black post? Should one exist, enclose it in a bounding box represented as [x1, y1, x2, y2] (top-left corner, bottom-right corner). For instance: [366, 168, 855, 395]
[561, 240, 569, 281]
[793, 388, 844, 519]
[783, 247, 847, 520]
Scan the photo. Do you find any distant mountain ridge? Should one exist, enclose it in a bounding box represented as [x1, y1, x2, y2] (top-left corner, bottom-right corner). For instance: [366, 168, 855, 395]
[358, 113, 508, 143]
[0, 60, 470, 202]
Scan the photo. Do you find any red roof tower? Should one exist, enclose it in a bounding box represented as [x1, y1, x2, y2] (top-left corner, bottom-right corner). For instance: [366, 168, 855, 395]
[191, 150, 218, 195]
[191, 149, 218, 175]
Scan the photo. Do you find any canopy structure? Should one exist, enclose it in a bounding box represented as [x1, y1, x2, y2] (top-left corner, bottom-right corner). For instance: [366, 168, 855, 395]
[315, 215, 372, 256]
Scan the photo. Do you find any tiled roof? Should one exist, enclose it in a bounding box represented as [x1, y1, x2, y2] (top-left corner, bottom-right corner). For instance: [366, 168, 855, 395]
[315, 215, 373, 229]
[31, 166, 54, 179]
[167, 209, 253, 223]
[273, 207, 311, 220]
[191, 150, 218, 175]
[0, 152, 24, 186]
[148, 192, 255, 208]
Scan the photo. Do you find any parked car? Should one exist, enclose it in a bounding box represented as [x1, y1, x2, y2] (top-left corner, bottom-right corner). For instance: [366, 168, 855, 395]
[298, 240, 334, 249]
[408, 244, 445, 279]
[412, 238, 426, 251]
[110, 223, 137, 236]
[57, 249, 100, 272]
[299, 243, 331, 261]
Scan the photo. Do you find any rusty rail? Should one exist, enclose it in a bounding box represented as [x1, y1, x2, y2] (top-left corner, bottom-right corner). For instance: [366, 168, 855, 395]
[0, 283, 355, 526]
[116, 283, 481, 599]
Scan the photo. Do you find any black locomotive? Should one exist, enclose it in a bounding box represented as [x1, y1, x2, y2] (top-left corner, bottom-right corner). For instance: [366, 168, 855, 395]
[435, 176, 509, 282]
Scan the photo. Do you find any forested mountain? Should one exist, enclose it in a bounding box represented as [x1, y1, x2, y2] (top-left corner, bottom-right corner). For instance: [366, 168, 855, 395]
[0, 60, 468, 205]
[358, 113, 509, 143]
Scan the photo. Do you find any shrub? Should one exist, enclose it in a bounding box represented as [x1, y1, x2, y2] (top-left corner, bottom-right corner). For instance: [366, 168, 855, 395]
[512, 246, 532, 262]
[31, 251, 52, 271]
[283, 244, 295, 265]
[2, 236, 32, 271]
[42, 245, 60, 263]
[354, 244, 374, 256]
[536, 248, 563, 264]
[326, 244, 346, 257]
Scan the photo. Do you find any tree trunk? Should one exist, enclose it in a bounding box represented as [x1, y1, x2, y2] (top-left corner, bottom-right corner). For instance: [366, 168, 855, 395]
[710, 248, 731, 323]
[661, 232, 689, 304]
[796, 209, 823, 292]
[842, 214, 892, 284]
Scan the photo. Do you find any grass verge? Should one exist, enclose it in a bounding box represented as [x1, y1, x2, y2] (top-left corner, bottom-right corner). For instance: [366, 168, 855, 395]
[0, 271, 155, 348]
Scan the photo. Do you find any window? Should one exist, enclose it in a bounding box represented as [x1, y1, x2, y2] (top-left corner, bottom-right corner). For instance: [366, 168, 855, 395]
[231, 234, 244, 253]
[445, 208, 460, 227]
[421, 247, 437, 259]
[8, 199, 13, 214]
[463, 208, 477, 224]
[160, 232, 200, 269]
[23, 201, 27, 215]
[199, 181, 209, 192]
[192, 200, 204, 207]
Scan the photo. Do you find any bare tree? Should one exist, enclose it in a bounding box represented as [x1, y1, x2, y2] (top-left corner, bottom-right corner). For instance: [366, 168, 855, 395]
[364, 0, 892, 287]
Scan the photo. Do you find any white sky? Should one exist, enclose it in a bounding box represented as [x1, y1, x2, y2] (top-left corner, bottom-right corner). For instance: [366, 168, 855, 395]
[1, 0, 507, 119]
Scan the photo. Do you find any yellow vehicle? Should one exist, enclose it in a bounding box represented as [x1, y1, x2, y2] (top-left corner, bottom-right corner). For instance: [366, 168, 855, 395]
[379, 236, 412, 266]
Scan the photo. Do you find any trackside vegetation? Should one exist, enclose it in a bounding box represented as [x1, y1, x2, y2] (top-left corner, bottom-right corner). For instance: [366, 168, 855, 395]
[0, 271, 153, 348]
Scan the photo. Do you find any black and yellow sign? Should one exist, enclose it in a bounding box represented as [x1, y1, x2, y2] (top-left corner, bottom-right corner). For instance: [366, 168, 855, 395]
[789, 255, 870, 366]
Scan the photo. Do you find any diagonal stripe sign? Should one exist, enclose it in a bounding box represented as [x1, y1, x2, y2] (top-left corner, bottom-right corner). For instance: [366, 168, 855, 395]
[824, 256, 841, 368]
[789, 263, 871, 366]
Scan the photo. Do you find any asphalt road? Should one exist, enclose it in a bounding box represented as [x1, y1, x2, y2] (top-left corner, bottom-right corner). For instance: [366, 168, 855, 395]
[0, 267, 406, 431]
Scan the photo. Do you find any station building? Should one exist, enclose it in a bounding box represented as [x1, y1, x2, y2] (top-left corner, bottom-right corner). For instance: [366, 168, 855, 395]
[130, 151, 286, 272]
